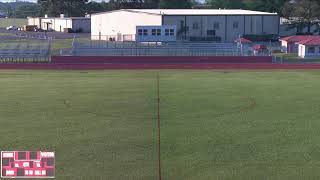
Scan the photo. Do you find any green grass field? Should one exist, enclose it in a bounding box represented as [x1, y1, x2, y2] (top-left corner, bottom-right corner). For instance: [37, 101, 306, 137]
[1, 70, 320, 179]
[0, 18, 27, 28]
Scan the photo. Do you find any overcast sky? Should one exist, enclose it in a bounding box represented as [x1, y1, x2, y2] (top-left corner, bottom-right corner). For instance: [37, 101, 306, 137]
[0, 0, 205, 3]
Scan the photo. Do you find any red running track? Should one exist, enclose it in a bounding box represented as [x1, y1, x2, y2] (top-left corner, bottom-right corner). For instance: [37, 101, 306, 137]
[51, 56, 273, 64]
[1, 63, 320, 70]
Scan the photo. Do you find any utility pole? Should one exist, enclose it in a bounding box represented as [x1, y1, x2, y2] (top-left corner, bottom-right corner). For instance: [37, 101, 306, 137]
[13, 0, 17, 27]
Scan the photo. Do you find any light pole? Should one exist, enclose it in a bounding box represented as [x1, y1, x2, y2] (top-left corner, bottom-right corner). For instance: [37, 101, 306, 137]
[13, 0, 18, 27]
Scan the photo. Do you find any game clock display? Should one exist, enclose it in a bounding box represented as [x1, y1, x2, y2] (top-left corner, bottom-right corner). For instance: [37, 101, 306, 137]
[1, 151, 55, 178]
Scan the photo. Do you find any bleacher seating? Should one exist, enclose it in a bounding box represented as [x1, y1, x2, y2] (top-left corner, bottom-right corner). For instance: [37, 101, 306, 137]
[0, 39, 50, 63]
[71, 41, 244, 56]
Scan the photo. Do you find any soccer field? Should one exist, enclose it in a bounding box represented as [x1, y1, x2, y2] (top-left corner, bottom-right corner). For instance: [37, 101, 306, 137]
[1, 70, 320, 179]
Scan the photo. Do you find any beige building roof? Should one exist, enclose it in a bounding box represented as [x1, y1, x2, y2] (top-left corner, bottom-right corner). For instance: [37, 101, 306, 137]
[93, 9, 277, 16]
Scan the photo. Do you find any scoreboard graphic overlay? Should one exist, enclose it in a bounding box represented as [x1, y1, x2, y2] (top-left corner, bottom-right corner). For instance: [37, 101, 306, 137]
[1, 151, 55, 178]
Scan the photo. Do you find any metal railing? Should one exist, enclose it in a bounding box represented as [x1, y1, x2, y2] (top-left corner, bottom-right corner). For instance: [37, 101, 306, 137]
[70, 37, 282, 57]
[72, 39, 248, 56]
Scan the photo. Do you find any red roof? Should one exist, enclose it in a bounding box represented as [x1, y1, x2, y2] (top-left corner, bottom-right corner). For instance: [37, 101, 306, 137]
[280, 35, 319, 43]
[296, 37, 320, 46]
[253, 44, 267, 50]
[235, 38, 252, 43]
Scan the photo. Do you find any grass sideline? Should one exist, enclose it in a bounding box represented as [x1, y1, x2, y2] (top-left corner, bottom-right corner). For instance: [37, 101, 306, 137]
[1, 70, 320, 179]
[0, 18, 27, 28]
[273, 53, 320, 62]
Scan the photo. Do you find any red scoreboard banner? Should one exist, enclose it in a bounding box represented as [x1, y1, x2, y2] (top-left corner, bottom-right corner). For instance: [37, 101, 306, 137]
[1, 151, 55, 178]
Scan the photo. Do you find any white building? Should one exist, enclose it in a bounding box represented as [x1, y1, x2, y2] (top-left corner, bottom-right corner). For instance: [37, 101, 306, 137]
[91, 9, 279, 42]
[27, 14, 91, 33]
[297, 37, 320, 58]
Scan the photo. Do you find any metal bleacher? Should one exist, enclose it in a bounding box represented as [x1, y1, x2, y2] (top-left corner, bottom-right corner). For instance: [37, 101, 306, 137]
[0, 39, 51, 63]
[72, 41, 244, 56]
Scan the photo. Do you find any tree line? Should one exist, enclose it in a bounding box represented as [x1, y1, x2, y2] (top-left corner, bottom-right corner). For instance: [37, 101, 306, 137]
[2, 0, 320, 35]
[36, 0, 198, 16]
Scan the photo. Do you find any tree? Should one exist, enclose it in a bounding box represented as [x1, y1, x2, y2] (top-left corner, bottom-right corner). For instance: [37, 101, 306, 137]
[282, 0, 320, 34]
[0, 1, 39, 18]
[246, 0, 288, 16]
[205, 0, 288, 15]
[109, 0, 145, 9]
[206, 0, 244, 9]
[160, 0, 193, 9]
[38, 0, 88, 17]
[15, 4, 40, 18]
[85, 1, 112, 14]
[144, 0, 160, 8]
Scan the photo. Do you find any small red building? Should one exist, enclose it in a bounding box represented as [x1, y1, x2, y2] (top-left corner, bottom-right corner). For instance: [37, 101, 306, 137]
[296, 37, 320, 58]
[279, 35, 316, 53]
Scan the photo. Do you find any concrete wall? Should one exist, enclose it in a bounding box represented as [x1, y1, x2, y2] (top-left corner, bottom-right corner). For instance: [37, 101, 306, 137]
[35, 18, 72, 31]
[91, 10, 162, 40]
[28, 17, 90, 32]
[163, 15, 279, 42]
[40, 18, 55, 30]
[51, 19, 72, 32]
[27, 17, 41, 27]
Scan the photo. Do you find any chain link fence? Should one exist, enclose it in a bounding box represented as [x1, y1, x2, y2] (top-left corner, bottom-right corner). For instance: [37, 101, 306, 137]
[69, 36, 282, 57]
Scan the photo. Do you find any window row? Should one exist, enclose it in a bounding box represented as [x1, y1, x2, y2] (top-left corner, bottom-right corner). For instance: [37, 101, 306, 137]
[138, 29, 175, 36]
[191, 21, 239, 30]
[308, 47, 320, 54]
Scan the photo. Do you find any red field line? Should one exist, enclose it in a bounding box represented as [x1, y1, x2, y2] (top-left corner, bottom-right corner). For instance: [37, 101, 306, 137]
[1, 63, 320, 70]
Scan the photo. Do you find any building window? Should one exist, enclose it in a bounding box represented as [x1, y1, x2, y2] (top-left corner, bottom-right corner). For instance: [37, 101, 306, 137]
[156, 29, 161, 36]
[165, 29, 175, 36]
[152, 29, 161, 36]
[165, 29, 169, 36]
[308, 47, 315, 53]
[143, 29, 148, 36]
[233, 21, 239, 29]
[152, 29, 156, 36]
[207, 30, 215, 36]
[214, 22, 220, 30]
[138, 29, 143, 36]
[170, 29, 174, 36]
[192, 22, 199, 30]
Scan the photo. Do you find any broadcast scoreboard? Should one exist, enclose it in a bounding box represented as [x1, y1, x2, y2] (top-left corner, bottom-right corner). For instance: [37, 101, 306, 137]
[1, 151, 55, 178]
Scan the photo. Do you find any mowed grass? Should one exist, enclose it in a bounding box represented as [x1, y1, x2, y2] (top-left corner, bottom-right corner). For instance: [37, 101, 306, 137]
[0, 18, 27, 28]
[1, 70, 320, 179]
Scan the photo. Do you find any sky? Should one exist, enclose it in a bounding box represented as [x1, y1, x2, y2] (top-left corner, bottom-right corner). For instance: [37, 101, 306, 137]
[1, 0, 205, 3]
